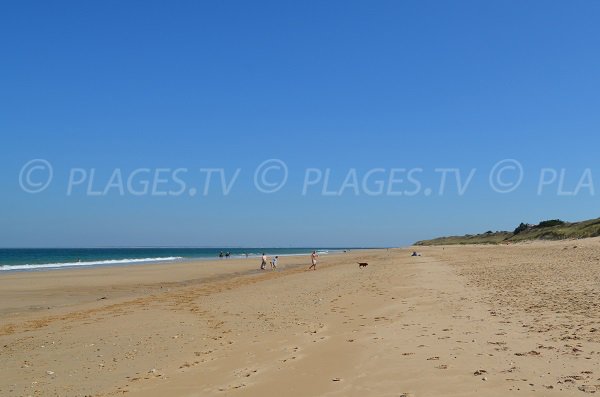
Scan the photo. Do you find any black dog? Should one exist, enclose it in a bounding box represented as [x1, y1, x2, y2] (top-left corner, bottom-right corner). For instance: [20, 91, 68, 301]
[358, 262, 369, 268]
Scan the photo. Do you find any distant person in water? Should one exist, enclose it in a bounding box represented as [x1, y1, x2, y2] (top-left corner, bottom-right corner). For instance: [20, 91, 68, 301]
[219, 251, 224, 259]
[245, 253, 249, 258]
[260, 253, 267, 270]
[308, 251, 318, 270]
[271, 256, 278, 270]
[225, 252, 230, 259]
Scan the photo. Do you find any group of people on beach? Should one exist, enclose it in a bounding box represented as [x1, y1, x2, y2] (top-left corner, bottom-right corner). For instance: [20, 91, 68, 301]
[218, 250, 320, 270]
[219, 251, 251, 259]
[260, 253, 278, 270]
[258, 250, 319, 271]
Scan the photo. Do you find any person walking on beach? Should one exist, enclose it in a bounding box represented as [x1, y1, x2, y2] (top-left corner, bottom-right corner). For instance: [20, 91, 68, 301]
[260, 253, 267, 270]
[271, 256, 278, 270]
[308, 251, 318, 270]
[219, 251, 224, 259]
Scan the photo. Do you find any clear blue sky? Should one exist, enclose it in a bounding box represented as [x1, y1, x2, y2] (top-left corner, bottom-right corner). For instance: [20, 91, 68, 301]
[1, 1, 599, 247]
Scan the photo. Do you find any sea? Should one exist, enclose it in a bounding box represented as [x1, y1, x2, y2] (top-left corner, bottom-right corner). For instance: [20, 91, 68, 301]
[0, 248, 350, 272]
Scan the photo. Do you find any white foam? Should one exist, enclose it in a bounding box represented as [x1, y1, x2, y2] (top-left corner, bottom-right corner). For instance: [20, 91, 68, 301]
[0, 257, 183, 271]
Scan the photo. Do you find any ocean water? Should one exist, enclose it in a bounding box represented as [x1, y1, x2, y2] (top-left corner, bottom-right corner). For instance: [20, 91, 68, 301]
[0, 248, 346, 272]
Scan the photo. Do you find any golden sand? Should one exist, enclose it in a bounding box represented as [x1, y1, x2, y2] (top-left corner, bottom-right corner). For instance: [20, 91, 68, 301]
[2, 240, 600, 396]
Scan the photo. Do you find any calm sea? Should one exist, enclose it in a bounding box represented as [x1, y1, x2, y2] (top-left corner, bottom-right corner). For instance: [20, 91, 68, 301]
[0, 248, 349, 272]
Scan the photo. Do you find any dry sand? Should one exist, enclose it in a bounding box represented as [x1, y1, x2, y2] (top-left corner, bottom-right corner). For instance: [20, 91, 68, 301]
[2, 240, 600, 396]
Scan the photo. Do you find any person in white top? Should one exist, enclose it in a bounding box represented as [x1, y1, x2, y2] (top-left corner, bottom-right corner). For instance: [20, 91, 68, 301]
[260, 253, 267, 270]
[308, 251, 318, 270]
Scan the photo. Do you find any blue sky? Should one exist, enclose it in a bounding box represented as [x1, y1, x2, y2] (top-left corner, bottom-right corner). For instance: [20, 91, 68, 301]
[1, 1, 599, 247]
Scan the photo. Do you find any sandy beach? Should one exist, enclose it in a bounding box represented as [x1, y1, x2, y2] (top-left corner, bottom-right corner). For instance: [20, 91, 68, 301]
[2, 241, 600, 396]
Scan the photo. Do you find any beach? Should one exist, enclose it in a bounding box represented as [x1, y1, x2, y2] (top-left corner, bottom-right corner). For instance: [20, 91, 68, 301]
[2, 241, 600, 396]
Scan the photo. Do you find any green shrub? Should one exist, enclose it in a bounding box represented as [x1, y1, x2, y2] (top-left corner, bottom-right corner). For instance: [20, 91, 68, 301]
[514, 223, 529, 235]
[536, 219, 565, 228]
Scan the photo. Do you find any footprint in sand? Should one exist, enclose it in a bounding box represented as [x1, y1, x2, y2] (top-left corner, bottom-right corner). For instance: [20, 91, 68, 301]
[515, 350, 541, 357]
[218, 383, 247, 391]
[179, 361, 201, 370]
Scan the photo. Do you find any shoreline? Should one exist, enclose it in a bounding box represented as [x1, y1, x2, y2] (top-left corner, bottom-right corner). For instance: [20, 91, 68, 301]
[0, 248, 364, 273]
[0, 250, 373, 319]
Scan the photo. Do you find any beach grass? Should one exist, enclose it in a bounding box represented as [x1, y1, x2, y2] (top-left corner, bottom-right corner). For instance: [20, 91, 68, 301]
[415, 216, 600, 245]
